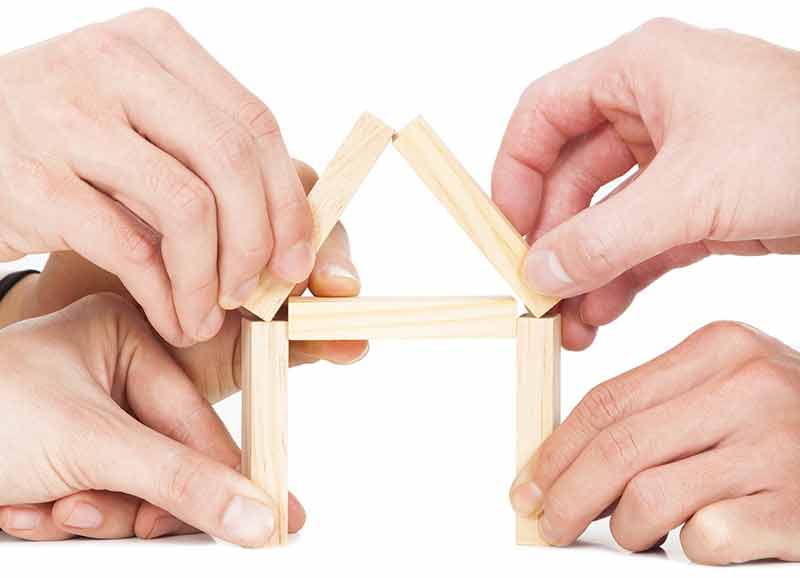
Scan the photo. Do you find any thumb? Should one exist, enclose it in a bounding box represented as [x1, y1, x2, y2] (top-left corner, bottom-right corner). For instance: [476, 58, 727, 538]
[97, 420, 277, 548]
[523, 157, 696, 297]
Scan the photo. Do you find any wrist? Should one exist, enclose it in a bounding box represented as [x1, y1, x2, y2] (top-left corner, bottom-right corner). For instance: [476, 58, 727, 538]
[0, 272, 40, 329]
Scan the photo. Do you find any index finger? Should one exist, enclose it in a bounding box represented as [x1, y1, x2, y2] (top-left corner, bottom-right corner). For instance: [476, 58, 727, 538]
[510, 322, 774, 516]
[110, 9, 313, 285]
[491, 47, 613, 236]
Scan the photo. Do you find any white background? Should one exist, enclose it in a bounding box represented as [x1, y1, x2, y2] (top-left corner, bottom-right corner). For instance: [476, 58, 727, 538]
[2, 1, 799, 576]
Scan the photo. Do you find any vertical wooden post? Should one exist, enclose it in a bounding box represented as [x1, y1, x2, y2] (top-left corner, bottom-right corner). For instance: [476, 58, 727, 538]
[241, 319, 289, 546]
[515, 313, 561, 545]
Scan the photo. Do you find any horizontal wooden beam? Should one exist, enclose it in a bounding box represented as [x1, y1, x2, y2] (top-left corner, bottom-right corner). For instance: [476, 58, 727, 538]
[393, 117, 560, 318]
[287, 296, 518, 340]
[244, 112, 394, 321]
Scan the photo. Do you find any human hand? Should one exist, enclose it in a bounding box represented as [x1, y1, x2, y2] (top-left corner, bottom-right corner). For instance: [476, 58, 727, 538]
[0, 8, 313, 347]
[510, 321, 800, 564]
[0, 294, 298, 547]
[493, 19, 800, 350]
[0, 160, 366, 541]
[0, 160, 369, 404]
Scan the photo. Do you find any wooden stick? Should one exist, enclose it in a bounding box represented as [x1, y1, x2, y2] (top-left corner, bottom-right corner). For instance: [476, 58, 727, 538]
[515, 313, 560, 545]
[244, 112, 394, 321]
[393, 117, 559, 318]
[241, 319, 289, 546]
[287, 296, 518, 340]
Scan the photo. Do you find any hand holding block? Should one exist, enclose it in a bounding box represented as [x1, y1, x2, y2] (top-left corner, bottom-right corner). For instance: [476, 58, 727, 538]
[244, 113, 394, 321]
[393, 117, 559, 317]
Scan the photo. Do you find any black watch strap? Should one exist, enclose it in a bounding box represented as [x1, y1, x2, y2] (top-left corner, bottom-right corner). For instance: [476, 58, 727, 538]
[0, 270, 38, 302]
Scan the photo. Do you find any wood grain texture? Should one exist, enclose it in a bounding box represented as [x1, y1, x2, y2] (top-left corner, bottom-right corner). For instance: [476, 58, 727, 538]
[516, 313, 561, 546]
[393, 117, 559, 318]
[287, 296, 518, 340]
[244, 112, 394, 320]
[241, 319, 289, 546]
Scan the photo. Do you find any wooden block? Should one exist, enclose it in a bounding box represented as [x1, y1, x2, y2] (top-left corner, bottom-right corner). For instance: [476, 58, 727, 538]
[393, 117, 560, 318]
[287, 296, 518, 340]
[515, 313, 560, 545]
[244, 112, 394, 320]
[241, 319, 289, 546]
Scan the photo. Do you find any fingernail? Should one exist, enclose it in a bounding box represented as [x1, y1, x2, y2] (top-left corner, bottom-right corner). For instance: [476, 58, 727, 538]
[221, 275, 259, 310]
[5, 508, 40, 531]
[319, 262, 359, 283]
[510, 481, 543, 516]
[63, 502, 103, 529]
[198, 306, 225, 342]
[539, 515, 557, 545]
[272, 241, 314, 284]
[146, 515, 184, 539]
[222, 496, 275, 547]
[524, 249, 574, 295]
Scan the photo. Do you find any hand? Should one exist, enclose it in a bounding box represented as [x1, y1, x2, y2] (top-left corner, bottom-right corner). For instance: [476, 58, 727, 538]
[510, 321, 800, 564]
[0, 294, 297, 547]
[0, 161, 366, 542]
[0, 8, 313, 347]
[0, 160, 369, 403]
[492, 18, 800, 350]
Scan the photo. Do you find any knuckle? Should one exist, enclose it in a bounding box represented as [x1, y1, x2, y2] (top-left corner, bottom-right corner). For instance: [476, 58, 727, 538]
[270, 196, 313, 241]
[212, 122, 257, 174]
[229, 240, 271, 280]
[133, 7, 183, 35]
[682, 508, 733, 565]
[7, 155, 52, 197]
[634, 17, 684, 40]
[563, 223, 620, 281]
[238, 100, 281, 141]
[576, 382, 626, 432]
[622, 472, 666, 523]
[596, 424, 641, 469]
[734, 356, 799, 397]
[542, 492, 577, 534]
[71, 23, 122, 52]
[693, 321, 777, 358]
[115, 220, 161, 267]
[536, 443, 572, 481]
[161, 452, 206, 507]
[161, 173, 215, 226]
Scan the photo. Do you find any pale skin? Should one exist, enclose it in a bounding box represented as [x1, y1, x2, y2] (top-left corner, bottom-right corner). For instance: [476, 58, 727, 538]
[0, 163, 368, 544]
[0, 8, 316, 348]
[494, 19, 800, 563]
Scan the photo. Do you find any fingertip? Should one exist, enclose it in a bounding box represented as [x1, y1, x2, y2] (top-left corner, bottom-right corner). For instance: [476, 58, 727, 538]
[196, 305, 226, 342]
[309, 260, 361, 297]
[560, 299, 598, 350]
[510, 481, 544, 517]
[523, 247, 577, 298]
[288, 492, 306, 534]
[291, 159, 319, 193]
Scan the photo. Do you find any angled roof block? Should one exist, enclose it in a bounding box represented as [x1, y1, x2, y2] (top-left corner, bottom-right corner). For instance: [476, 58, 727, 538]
[394, 117, 559, 317]
[244, 112, 393, 320]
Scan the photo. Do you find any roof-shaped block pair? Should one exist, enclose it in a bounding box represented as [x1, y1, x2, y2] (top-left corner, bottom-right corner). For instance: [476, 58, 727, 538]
[243, 113, 560, 321]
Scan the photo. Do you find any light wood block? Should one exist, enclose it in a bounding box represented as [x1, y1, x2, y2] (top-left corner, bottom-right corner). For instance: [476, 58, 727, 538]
[287, 296, 518, 340]
[244, 112, 394, 321]
[393, 117, 560, 318]
[516, 313, 560, 545]
[241, 319, 289, 546]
